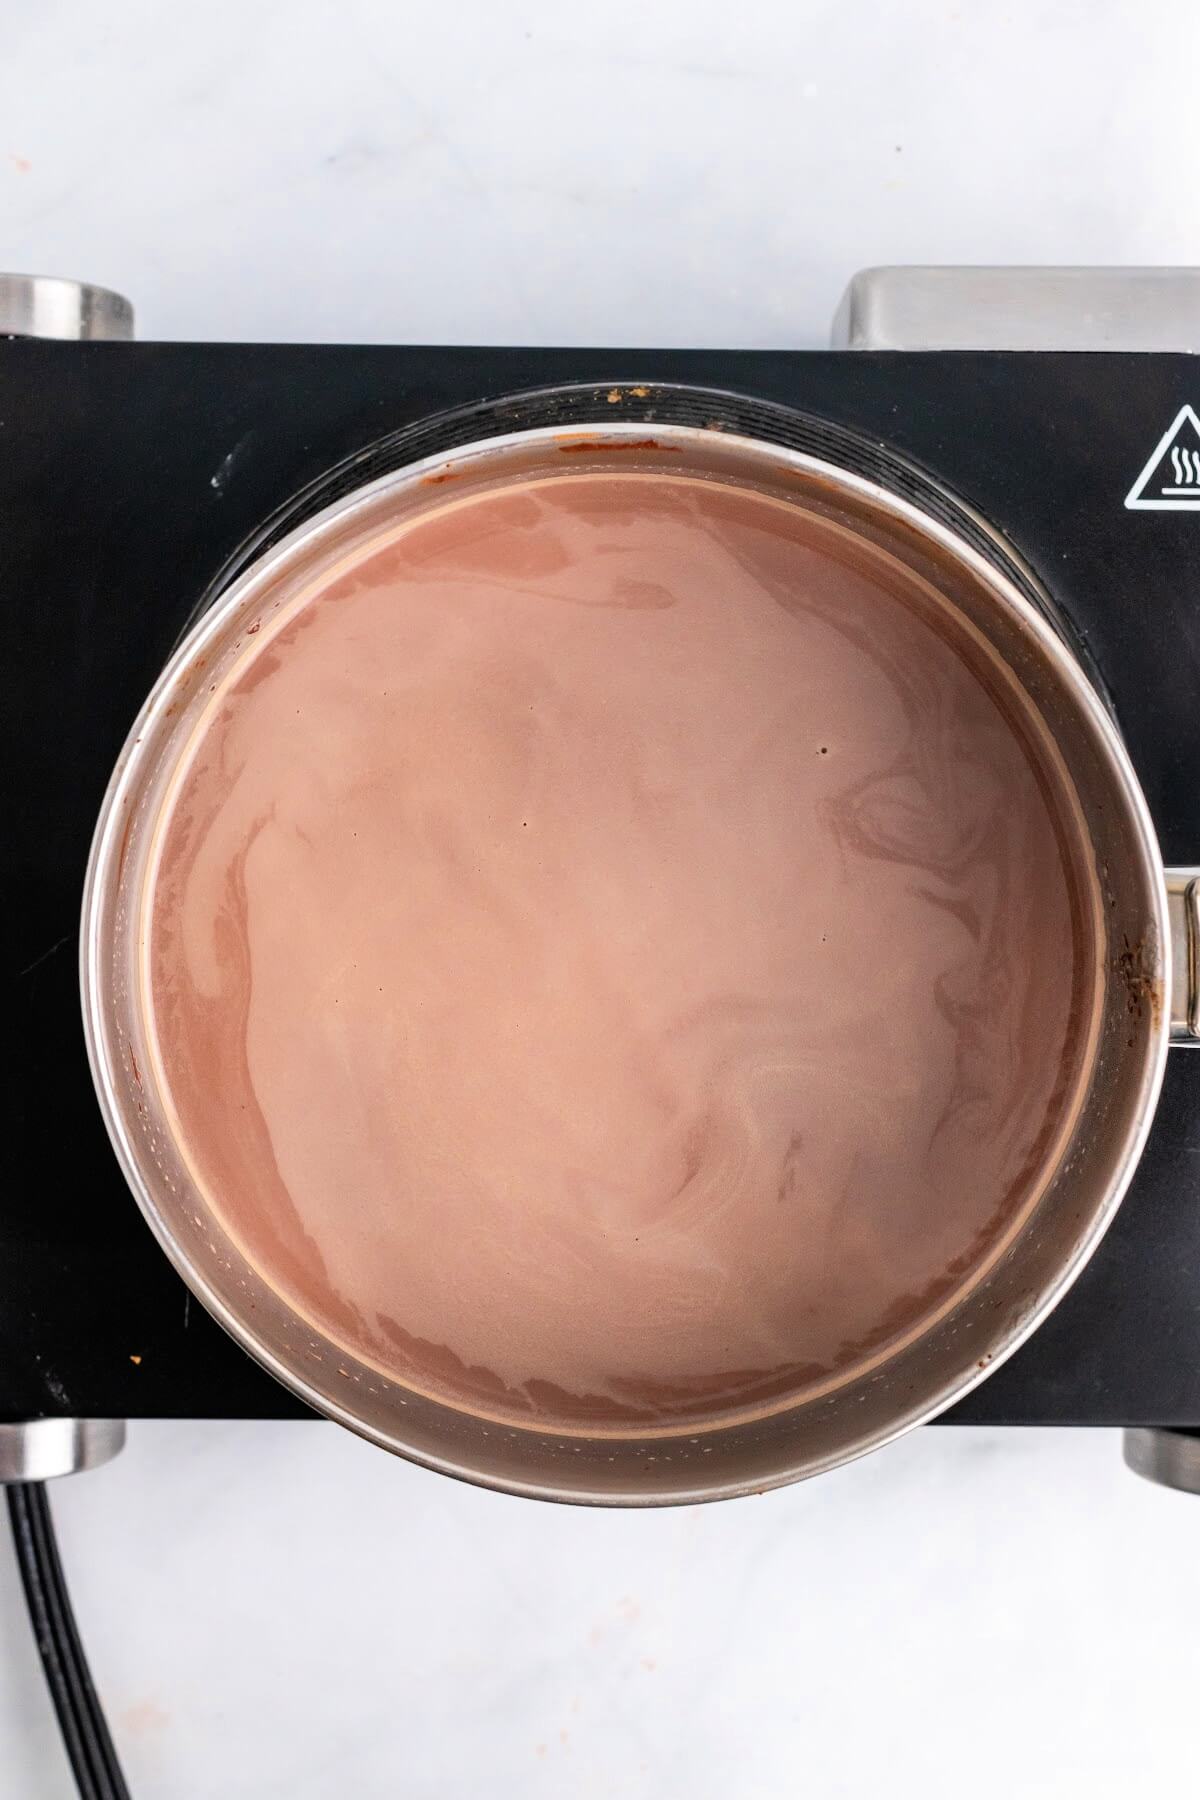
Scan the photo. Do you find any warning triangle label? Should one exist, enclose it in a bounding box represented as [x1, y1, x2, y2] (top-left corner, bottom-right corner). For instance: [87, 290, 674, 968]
[1125, 403, 1200, 510]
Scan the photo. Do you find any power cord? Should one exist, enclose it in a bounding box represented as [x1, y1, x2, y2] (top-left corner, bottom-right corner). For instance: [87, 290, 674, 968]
[6, 1481, 131, 1799]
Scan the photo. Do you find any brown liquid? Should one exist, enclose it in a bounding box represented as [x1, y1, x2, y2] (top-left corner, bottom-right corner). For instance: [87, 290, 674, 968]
[145, 471, 1095, 1432]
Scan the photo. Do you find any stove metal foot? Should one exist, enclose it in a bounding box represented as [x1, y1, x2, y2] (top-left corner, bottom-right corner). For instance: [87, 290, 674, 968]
[1124, 1428, 1200, 1496]
[0, 1419, 127, 1485]
[0, 272, 134, 340]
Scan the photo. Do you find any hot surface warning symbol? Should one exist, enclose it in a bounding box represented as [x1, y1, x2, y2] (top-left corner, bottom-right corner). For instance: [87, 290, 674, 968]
[1125, 403, 1200, 510]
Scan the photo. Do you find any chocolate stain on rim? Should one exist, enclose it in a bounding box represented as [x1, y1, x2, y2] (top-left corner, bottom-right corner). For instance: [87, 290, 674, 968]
[115, 799, 137, 884]
[556, 436, 675, 454]
[1114, 934, 1163, 1030]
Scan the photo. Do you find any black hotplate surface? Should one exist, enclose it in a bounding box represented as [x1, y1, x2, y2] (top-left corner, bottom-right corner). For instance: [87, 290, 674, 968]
[4, 343, 1197, 1427]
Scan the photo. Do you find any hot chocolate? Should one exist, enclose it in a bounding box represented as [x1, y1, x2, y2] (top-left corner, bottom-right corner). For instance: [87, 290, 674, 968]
[143, 469, 1097, 1431]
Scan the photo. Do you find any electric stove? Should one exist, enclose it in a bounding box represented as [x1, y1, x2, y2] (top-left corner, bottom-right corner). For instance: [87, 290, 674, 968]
[4, 282, 1198, 1451]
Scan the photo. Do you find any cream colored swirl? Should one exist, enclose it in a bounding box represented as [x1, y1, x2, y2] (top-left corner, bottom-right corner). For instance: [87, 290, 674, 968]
[145, 472, 1093, 1430]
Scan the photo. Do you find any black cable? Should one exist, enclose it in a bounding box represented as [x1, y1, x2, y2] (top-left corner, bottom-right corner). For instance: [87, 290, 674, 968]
[6, 1481, 130, 1800]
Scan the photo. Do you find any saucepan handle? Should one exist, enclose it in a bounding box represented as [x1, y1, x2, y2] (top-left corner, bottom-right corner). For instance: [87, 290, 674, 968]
[1166, 868, 1200, 1044]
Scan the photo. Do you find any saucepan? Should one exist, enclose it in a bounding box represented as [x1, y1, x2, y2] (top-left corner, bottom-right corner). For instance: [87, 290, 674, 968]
[80, 387, 1199, 1504]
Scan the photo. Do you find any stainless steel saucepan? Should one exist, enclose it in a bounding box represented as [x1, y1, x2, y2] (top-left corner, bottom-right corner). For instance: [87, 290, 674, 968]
[81, 407, 1199, 1504]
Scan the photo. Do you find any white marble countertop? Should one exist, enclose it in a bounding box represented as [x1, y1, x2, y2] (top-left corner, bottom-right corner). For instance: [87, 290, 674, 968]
[2, 2, 1198, 1794]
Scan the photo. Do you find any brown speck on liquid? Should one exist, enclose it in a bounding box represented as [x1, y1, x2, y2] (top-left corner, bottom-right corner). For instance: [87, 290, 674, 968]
[129, 1354, 142, 1365]
[606, 388, 622, 404]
